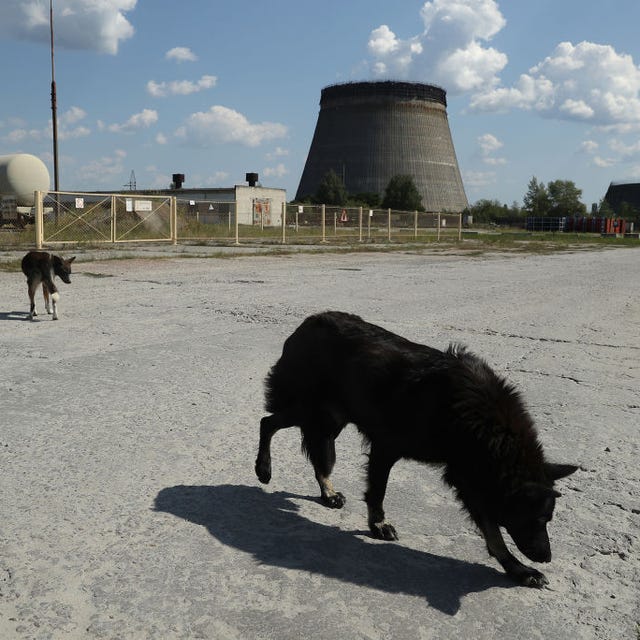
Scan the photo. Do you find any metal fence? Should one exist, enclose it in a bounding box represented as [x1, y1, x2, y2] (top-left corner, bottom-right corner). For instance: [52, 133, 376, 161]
[175, 203, 462, 245]
[29, 191, 462, 247]
[34, 191, 175, 247]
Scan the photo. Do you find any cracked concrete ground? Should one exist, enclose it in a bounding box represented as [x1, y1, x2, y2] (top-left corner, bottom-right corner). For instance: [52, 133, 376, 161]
[0, 247, 638, 639]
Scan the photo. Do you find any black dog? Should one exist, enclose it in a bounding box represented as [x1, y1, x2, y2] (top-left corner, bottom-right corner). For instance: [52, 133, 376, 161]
[255, 311, 577, 588]
[21, 251, 75, 320]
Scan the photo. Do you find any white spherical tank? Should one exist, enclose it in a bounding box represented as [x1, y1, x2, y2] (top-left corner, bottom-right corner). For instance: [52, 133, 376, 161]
[0, 154, 50, 206]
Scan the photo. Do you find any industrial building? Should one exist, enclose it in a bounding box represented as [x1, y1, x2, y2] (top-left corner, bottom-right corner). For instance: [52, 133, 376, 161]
[118, 173, 286, 226]
[296, 81, 468, 213]
[604, 180, 640, 215]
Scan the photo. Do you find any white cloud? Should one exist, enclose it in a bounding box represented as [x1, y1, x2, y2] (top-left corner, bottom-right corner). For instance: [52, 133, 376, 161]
[2, 105, 90, 142]
[266, 147, 289, 160]
[580, 140, 599, 154]
[592, 156, 616, 168]
[477, 133, 502, 154]
[58, 106, 91, 140]
[463, 169, 497, 188]
[147, 75, 217, 97]
[471, 41, 640, 127]
[176, 106, 287, 147]
[165, 47, 197, 63]
[60, 106, 87, 126]
[206, 171, 230, 185]
[4, 127, 43, 143]
[477, 133, 506, 165]
[75, 149, 127, 184]
[263, 163, 288, 179]
[366, 0, 507, 93]
[107, 109, 158, 133]
[155, 132, 168, 145]
[608, 138, 640, 157]
[0, 0, 136, 55]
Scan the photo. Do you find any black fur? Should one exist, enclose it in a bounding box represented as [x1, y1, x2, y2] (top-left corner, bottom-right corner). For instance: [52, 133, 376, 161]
[255, 311, 578, 587]
[21, 251, 75, 320]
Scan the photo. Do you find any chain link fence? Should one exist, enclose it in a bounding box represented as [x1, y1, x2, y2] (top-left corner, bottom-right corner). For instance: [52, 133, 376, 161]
[34, 191, 175, 246]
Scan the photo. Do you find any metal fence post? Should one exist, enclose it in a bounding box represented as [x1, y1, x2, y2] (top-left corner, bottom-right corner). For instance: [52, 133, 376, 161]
[234, 201, 240, 245]
[171, 196, 177, 244]
[458, 212, 462, 241]
[111, 195, 116, 243]
[281, 201, 286, 244]
[35, 190, 43, 249]
[388, 208, 391, 242]
[321, 204, 327, 243]
[437, 212, 441, 241]
[358, 206, 363, 243]
[414, 210, 418, 239]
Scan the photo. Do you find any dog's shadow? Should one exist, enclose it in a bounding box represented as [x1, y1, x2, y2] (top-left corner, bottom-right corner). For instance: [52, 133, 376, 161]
[0, 311, 30, 321]
[154, 484, 513, 615]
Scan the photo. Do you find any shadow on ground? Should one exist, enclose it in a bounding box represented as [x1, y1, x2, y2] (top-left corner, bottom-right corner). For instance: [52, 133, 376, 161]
[154, 484, 513, 615]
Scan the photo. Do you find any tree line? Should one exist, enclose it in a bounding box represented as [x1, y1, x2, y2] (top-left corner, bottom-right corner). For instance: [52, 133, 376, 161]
[297, 170, 624, 223]
[295, 170, 425, 212]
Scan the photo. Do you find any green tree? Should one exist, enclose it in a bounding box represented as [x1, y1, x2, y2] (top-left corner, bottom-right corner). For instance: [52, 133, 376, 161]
[381, 175, 424, 211]
[597, 198, 614, 216]
[523, 176, 551, 216]
[547, 179, 586, 216]
[349, 192, 381, 208]
[315, 169, 348, 206]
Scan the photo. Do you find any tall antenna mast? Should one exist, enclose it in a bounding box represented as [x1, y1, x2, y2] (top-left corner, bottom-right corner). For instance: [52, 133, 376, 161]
[49, 0, 60, 194]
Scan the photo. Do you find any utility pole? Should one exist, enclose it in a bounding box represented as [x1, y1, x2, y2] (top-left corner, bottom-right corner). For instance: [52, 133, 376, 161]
[50, 0, 60, 195]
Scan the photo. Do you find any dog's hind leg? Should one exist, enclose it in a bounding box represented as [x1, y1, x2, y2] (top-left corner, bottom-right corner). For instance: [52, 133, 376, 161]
[43, 277, 59, 319]
[27, 277, 40, 319]
[476, 516, 548, 588]
[365, 445, 400, 540]
[256, 411, 297, 484]
[301, 417, 346, 508]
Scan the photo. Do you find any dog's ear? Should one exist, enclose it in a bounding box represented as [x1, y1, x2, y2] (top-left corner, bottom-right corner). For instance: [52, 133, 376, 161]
[68, 256, 76, 264]
[545, 462, 579, 481]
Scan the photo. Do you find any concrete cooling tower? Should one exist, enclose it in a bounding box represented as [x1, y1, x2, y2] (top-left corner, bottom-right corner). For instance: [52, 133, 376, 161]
[296, 81, 468, 212]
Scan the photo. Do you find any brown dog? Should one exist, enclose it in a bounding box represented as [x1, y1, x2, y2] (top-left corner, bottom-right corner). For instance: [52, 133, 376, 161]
[21, 251, 75, 320]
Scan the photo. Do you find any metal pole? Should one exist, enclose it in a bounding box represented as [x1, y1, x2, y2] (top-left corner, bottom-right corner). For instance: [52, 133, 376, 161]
[281, 201, 286, 245]
[35, 191, 43, 249]
[358, 206, 363, 243]
[234, 201, 240, 245]
[50, 0, 60, 224]
[50, 2, 59, 192]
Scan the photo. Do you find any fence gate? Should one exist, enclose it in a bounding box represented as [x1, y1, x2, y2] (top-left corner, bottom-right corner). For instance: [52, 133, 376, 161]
[36, 191, 176, 246]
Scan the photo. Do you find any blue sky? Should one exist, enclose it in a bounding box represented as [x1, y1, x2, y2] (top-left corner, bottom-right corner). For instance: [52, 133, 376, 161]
[2, 0, 640, 209]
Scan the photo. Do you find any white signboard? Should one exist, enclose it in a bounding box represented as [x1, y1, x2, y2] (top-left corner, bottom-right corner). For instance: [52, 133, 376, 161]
[134, 200, 153, 213]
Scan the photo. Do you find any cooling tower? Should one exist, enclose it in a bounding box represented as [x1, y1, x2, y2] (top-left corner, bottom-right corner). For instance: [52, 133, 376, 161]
[296, 81, 468, 212]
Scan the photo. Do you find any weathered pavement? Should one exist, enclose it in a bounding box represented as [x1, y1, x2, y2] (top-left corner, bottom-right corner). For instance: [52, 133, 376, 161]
[1, 247, 638, 639]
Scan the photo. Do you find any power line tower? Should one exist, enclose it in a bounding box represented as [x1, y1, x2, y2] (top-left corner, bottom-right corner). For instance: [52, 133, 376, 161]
[124, 170, 136, 191]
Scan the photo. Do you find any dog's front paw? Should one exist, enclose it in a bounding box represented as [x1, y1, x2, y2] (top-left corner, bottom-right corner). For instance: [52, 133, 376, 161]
[369, 521, 399, 541]
[321, 492, 346, 509]
[255, 457, 271, 484]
